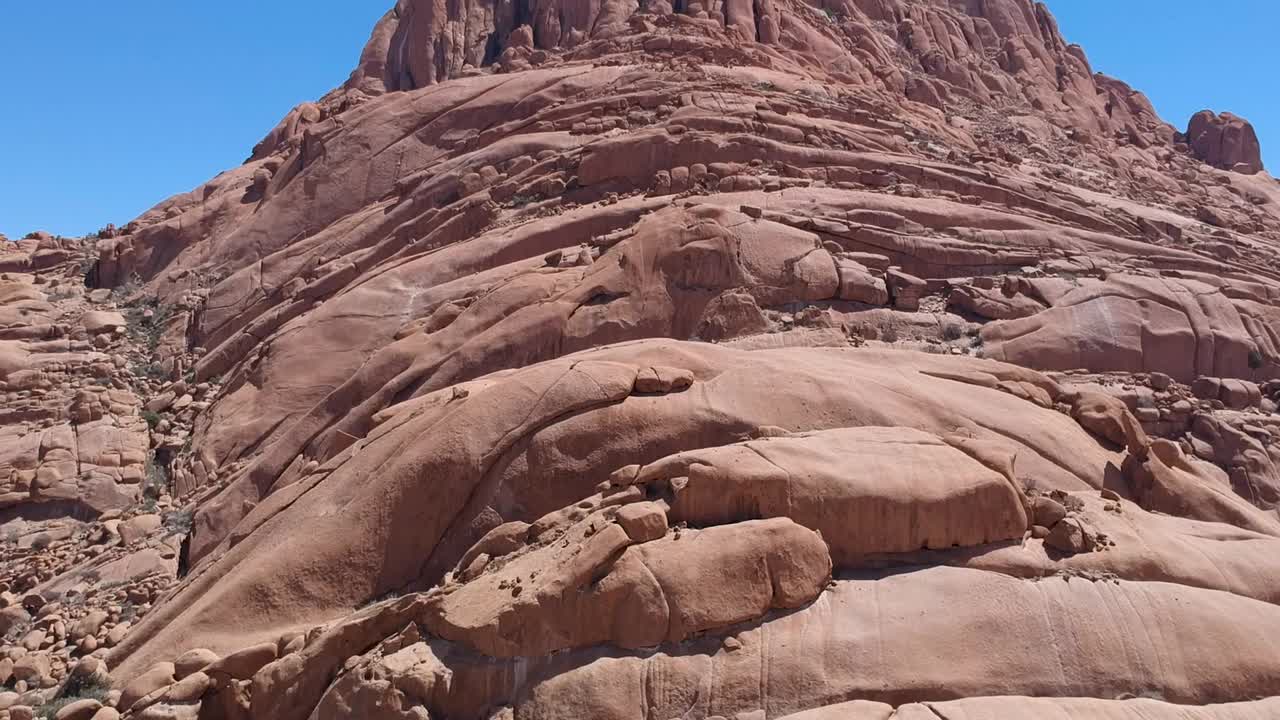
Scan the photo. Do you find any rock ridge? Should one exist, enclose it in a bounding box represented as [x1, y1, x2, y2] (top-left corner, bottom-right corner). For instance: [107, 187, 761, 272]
[2, 0, 1279, 719]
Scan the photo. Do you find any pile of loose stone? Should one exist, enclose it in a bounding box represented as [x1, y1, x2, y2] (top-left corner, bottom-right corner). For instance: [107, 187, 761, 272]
[0, 234, 208, 720]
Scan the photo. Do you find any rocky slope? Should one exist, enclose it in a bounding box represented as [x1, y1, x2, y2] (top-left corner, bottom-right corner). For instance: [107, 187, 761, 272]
[4, 0, 1280, 718]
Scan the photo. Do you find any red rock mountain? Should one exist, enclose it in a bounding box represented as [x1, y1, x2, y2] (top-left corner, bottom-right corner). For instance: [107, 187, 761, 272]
[3, 0, 1280, 718]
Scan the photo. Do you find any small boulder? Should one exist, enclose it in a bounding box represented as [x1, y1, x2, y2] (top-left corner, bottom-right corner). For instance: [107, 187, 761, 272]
[119, 514, 162, 545]
[1044, 517, 1096, 555]
[278, 633, 305, 656]
[1071, 392, 1148, 454]
[11, 653, 50, 684]
[173, 648, 218, 680]
[204, 642, 277, 681]
[456, 522, 530, 577]
[835, 259, 889, 305]
[164, 670, 210, 702]
[54, 698, 103, 720]
[1030, 496, 1068, 528]
[616, 502, 669, 543]
[0, 606, 30, 636]
[118, 662, 175, 712]
[886, 268, 927, 311]
[104, 622, 131, 647]
[70, 610, 109, 640]
[82, 311, 127, 335]
[459, 552, 491, 582]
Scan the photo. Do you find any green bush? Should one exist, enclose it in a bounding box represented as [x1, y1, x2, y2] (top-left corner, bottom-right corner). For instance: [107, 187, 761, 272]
[142, 455, 170, 507]
[164, 508, 195, 536]
[35, 676, 112, 717]
[132, 361, 168, 381]
[125, 301, 174, 352]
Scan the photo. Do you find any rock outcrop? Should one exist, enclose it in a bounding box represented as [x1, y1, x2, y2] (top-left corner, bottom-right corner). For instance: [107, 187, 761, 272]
[0, 237, 189, 714]
[1186, 110, 1265, 175]
[4, 0, 1280, 718]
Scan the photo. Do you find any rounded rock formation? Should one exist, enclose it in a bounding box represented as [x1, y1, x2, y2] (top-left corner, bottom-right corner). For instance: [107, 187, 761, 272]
[1186, 109, 1265, 174]
[4, 1, 1280, 719]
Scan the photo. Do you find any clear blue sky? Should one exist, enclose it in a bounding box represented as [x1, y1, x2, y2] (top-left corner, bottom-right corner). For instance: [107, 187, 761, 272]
[1045, 0, 1276, 171]
[0, 2, 387, 239]
[0, 1, 1275, 239]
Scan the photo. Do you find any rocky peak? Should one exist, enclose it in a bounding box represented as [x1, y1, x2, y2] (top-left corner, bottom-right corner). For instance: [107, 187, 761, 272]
[342, 0, 1188, 167]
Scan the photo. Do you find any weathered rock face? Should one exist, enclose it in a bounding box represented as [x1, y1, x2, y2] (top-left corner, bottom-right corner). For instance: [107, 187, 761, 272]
[0, 238, 189, 712]
[1187, 110, 1265, 175]
[0, 239, 150, 517]
[6, 0, 1280, 718]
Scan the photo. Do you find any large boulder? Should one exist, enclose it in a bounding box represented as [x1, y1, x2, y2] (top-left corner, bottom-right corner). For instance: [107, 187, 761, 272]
[1186, 110, 1265, 174]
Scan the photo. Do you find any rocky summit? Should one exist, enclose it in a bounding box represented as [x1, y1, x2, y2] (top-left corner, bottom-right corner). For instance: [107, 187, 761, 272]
[3, 0, 1280, 718]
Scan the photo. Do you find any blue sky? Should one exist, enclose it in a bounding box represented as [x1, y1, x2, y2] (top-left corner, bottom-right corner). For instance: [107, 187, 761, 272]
[0, 2, 387, 239]
[1045, 0, 1276, 170]
[0, 2, 1275, 238]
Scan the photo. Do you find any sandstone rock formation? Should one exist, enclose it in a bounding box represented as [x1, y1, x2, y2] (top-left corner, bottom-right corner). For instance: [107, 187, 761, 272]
[0, 237, 189, 717]
[4, 0, 1280, 718]
[1186, 110, 1265, 175]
